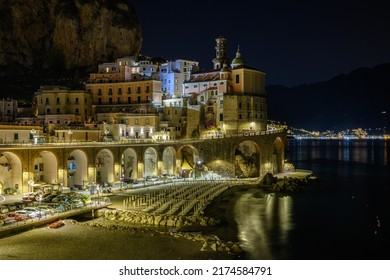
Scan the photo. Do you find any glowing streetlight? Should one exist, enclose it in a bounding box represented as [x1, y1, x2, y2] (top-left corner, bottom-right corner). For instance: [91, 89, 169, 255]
[28, 179, 34, 192]
[30, 129, 37, 144]
[68, 129, 73, 143]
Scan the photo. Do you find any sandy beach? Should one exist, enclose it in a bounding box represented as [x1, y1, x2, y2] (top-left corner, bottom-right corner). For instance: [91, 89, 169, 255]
[0, 186, 252, 260]
[0, 218, 242, 260]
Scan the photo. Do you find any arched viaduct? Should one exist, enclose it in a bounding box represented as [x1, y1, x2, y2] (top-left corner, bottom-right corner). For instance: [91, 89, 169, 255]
[0, 130, 286, 194]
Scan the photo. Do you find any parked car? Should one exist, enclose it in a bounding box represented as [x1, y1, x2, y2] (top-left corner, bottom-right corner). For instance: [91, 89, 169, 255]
[0, 213, 16, 225]
[5, 202, 24, 212]
[51, 194, 70, 203]
[41, 194, 58, 203]
[54, 202, 71, 212]
[13, 210, 33, 219]
[0, 205, 10, 215]
[70, 199, 85, 209]
[22, 192, 38, 201]
[146, 175, 159, 182]
[22, 207, 45, 218]
[7, 212, 28, 221]
[36, 205, 57, 214]
[122, 178, 138, 184]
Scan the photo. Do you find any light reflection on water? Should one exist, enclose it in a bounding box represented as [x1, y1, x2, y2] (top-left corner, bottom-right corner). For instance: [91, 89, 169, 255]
[234, 192, 293, 259]
[230, 139, 390, 260]
[291, 139, 389, 166]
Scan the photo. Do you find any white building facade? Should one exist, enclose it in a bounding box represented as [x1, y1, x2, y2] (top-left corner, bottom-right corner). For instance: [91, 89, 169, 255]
[160, 59, 199, 98]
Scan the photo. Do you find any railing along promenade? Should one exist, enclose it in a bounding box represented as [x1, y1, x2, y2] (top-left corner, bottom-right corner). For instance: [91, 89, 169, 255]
[0, 129, 285, 147]
[0, 198, 111, 236]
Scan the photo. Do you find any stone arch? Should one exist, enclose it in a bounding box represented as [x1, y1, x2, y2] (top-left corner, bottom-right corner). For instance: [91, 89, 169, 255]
[234, 140, 261, 178]
[33, 151, 58, 185]
[162, 147, 177, 175]
[67, 149, 88, 189]
[177, 145, 200, 178]
[273, 137, 284, 173]
[0, 152, 23, 194]
[122, 148, 137, 180]
[96, 149, 114, 184]
[144, 147, 158, 177]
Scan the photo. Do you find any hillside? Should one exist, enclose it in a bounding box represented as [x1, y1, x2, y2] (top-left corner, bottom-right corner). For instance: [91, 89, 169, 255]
[266, 63, 390, 131]
[0, 0, 142, 99]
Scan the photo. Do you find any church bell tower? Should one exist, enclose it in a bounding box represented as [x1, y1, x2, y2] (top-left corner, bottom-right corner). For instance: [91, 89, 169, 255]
[212, 36, 229, 70]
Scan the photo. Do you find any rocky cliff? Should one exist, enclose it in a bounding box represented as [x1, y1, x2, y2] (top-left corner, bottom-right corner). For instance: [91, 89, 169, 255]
[0, 0, 142, 98]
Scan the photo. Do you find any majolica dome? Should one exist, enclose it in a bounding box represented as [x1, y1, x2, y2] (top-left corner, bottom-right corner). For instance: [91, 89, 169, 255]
[231, 45, 245, 68]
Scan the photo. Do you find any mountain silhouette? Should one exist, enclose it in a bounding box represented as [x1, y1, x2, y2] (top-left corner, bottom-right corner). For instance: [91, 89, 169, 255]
[266, 63, 390, 131]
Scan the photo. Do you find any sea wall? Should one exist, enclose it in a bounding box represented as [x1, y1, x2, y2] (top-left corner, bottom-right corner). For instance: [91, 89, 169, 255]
[95, 209, 243, 255]
[99, 209, 220, 228]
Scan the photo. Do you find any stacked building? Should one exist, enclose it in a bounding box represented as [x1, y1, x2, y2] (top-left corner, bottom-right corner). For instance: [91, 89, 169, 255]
[0, 36, 268, 143]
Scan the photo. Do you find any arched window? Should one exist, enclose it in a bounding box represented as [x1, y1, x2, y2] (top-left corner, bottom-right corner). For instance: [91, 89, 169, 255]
[235, 74, 240, 84]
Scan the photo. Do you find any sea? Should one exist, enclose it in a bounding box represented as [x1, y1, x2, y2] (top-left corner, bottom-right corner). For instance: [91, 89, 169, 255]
[234, 139, 390, 260]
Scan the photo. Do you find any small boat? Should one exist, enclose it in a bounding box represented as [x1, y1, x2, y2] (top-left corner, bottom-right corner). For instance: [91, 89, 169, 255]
[49, 219, 65, 229]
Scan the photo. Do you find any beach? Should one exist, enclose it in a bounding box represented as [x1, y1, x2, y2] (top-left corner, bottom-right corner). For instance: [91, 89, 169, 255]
[0, 174, 319, 261]
[0, 218, 242, 260]
[0, 186, 251, 260]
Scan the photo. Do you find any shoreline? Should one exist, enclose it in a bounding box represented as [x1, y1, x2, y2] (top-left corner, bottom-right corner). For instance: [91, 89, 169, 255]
[0, 218, 239, 260]
[0, 173, 315, 260]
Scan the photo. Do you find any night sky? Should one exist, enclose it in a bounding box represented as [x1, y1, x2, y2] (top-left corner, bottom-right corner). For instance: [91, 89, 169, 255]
[131, 0, 390, 87]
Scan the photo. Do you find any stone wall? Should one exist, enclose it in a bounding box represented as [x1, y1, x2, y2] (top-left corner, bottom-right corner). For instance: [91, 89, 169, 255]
[97, 209, 243, 255]
[100, 209, 220, 228]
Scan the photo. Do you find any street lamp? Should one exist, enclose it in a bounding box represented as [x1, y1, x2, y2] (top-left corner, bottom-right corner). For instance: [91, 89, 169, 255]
[68, 129, 73, 143]
[30, 129, 37, 144]
[96, 183, 100, 205]
[196, 159, 203, 179]
[82, 179, 87, 191]
[28, 179, 34, 192]
[161, 129, 167, 141]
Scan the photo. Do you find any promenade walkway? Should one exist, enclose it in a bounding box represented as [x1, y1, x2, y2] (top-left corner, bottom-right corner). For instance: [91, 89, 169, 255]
[0, 200, 111, 237]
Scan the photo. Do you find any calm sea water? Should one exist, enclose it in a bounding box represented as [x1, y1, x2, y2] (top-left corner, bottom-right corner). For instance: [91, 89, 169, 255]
[235, 139, 390, 260]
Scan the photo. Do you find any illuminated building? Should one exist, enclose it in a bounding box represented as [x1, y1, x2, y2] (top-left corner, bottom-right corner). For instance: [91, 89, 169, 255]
[181, 36, 267, 135]
[33, 86, 93, 125]
[160, 59, 199, 98]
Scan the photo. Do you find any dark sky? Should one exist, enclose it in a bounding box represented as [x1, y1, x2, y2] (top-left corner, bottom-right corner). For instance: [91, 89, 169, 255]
[131, 0, 390, 87]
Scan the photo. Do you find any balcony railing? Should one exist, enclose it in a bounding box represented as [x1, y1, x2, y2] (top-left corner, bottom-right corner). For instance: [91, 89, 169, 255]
[0, 129, 286, 147]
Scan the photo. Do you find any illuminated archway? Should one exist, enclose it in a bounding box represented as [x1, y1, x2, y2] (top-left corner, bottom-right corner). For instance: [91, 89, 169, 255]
[162, 147, 176, 175]
[33, 151, 58, 185]
[122, 148, 137, 180]
[144, 147, 157, 177]
[96, 149, 114, 184]
[67, 150, 88, 189]
[234, 140, 261, 178]
[273, 137, 284, 173]
[177, 145, 200, 178]
[0, 152, 23, 194]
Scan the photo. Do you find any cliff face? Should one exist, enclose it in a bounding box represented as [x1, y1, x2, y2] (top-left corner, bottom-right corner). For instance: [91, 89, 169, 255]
[0, 0, 142, 97]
